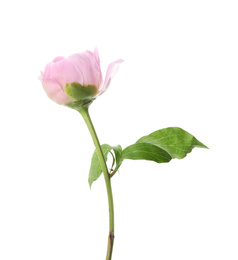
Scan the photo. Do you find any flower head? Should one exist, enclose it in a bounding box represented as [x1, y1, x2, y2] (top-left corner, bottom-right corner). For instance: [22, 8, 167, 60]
[39, 48, 123, 107]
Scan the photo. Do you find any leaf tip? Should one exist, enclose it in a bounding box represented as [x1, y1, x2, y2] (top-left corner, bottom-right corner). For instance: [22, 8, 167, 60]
[88, 179, 92, 190]
[196, 139, 209, 149]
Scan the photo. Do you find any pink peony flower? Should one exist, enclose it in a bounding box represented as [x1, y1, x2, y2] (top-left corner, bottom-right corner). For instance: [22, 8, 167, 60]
[39, 48, 123, 106]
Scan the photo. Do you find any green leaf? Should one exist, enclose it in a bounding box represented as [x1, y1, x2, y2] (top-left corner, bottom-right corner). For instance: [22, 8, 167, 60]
[136, 127, 208, 159]
[122, 143, 172, 163]
[88, 144, 123, 188]
[111, 145, 123, 168]
[88, 144, 111, 188]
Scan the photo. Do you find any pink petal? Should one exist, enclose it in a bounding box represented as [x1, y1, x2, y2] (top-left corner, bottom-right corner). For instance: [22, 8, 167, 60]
[49, 58, 84, 89]
[53, 56, 64, 63]
[68, 52, 102, 88]
[93, 48, 103, 86]
[93, 48, 100, 67]
[84, 50, 94, 59]
[41, 78, 73, 105]
[42, 62, 53, 79]
[99, 59, 124, 95]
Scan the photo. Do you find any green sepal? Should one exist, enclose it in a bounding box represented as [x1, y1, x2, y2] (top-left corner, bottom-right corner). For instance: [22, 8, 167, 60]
[65, 83, 98, 110]
[65, 82, 98, 100]
[66, 99, 95, 110]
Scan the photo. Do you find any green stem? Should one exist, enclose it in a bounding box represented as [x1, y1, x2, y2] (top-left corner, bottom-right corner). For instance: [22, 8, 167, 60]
[78, 105, 115, 260]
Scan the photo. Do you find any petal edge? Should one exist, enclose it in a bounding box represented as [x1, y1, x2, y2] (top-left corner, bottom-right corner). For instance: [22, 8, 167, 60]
[98, 59, 124, 96]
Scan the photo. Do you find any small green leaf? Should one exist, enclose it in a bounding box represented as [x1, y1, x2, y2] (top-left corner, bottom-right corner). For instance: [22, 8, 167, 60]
[137, 127, 208, 159]
[122, 143, 172, 163]
[109, 145, 123, 175]
[88, 144, 111, 188]
[88, 144, 123, 187]
[111, 145, 123, 167]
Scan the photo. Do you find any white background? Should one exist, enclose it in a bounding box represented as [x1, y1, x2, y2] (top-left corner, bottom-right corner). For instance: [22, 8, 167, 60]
[0, 0, 237, 259]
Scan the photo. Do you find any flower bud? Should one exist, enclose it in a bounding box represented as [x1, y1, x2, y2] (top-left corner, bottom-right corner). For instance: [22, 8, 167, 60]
[39, 48, 123, 108]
